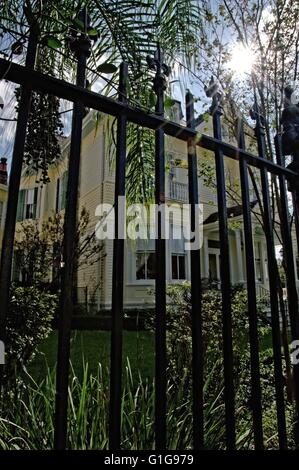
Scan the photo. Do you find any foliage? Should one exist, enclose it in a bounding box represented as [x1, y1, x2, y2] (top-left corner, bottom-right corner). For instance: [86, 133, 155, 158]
[14, 207, 104, 286]
[3, 286, 58, 384]
[198, 0, 299, 140]
[0, 359, 252, 450]
[0, 283, 295, 449]
[0, 0, 203, 202]
[147, 283, 295, 448]
[14, 27, 64, 182]
[196, 0, 297, 235]
[148, 283, 268, 374]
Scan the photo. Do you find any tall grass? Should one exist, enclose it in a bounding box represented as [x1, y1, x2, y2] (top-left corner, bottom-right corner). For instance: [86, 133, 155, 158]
[0, 358, 229, 450]
[0, 358, 287, 450]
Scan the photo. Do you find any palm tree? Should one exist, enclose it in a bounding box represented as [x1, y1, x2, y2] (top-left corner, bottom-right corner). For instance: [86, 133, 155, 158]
[0, 0, 203, 201]
[0, 0, 201, 201]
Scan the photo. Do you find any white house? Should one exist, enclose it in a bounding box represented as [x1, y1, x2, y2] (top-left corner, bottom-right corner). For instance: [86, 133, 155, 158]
[14, 109, 272, 312]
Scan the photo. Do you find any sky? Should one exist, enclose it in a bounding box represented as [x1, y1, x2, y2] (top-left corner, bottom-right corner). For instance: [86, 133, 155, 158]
[0, 0, 273, 170]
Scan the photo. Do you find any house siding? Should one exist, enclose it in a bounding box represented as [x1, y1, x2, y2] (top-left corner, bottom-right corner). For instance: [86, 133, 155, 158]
[13, 110, 271, 311]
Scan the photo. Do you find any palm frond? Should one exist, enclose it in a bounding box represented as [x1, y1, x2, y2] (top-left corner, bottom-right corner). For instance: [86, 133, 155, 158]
[0, 0, 203, 201]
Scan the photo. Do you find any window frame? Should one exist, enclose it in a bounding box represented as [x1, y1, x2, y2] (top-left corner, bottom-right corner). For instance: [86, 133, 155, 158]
[171, 253, 186, 281]
[56, 172, 68, 212]
[17, 187, 38, 221]
[135, 249, 156, 282]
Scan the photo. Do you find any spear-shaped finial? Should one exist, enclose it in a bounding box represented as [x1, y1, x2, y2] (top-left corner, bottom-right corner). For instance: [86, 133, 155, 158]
[205, 76, 222, 114]
[146, 43, 170, 94]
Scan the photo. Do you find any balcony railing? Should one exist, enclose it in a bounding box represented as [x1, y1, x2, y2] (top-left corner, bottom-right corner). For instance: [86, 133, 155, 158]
[168, 180, 188, 202]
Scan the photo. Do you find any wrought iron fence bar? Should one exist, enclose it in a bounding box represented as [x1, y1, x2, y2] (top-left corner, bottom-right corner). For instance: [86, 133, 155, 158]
[212, 98, 236, 450]
[274, 134, 299, 444]
[238, 119, 264, 449]
[254, 109, 287, 449]
[109, 62, 128, 450]
[54, 11, 90, 449]
[0, 58, 296, 179]
[153, 46, 167, 450]
[0, 32, 37, 349]
[186, 91, 204, 449]
[291, 187, 299, 442]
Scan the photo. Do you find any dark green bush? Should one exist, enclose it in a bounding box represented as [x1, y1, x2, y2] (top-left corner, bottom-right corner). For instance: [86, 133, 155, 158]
[4, 286, 58, 383]
[147, 283, 295, 448]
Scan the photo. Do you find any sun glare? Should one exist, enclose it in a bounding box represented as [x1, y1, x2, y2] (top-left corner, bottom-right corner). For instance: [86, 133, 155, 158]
[228, 43, 256, 76]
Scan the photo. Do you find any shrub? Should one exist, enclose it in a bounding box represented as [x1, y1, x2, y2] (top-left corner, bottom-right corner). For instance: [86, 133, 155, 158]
[4, 286, 58, 383]
[0, 284, 295, 449]
[147, 282, 295, 448]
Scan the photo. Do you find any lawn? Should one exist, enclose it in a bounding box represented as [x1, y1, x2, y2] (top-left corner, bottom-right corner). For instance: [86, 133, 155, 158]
[28, 329, 155, 382]
[28, 327, 274, 384]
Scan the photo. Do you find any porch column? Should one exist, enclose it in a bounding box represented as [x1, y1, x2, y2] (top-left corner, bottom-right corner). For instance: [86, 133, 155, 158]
[203, 235, 209, 278]
[260, 241, 267, 285]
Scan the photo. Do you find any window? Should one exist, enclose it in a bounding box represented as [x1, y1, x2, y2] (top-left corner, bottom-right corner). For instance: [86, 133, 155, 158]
[56, 172, 68, 212]
[170, 224, 186, 280]
[17, 188, 38, 221]
[136, 251, 156, 280]
[135, 237, 156, 280]
[172, 254, 186, 280]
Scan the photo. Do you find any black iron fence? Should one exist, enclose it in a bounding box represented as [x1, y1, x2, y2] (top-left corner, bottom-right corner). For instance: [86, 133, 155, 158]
[1, 14, 299, 452]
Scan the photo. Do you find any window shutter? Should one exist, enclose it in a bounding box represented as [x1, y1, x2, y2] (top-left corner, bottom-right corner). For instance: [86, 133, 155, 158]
[16, 190, 25, 221]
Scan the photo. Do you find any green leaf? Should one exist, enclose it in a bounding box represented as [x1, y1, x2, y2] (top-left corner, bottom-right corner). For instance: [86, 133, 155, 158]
[73, 18, 85, 31]
[45, 36, 63, 49]
[164, 96, 176, 108]
[195, 132, 202, 144]
[149, 90, 156, 108]
[64, 18, 74, 26]
[97, 63, 118, 74]
[87, 28, 98, 37]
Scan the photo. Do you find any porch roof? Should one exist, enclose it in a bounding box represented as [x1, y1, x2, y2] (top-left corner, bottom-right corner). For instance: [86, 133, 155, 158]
[203, 200, 258, 225]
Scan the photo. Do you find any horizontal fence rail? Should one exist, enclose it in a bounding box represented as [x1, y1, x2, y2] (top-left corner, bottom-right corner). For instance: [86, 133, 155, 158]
[0, 58, 296, 178]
